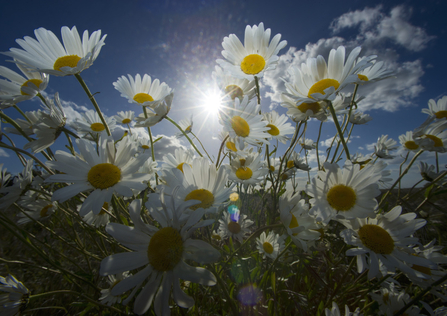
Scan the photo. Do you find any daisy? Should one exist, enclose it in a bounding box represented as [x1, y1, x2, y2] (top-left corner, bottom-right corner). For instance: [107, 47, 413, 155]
[262, 111, 294, 144]
[353, 59, 394, 85]
[414, 118, 447, 153]
[175, 114, 193, 138]
[325, 302, 361, 316]
[283, 47, 371, 104]
[161, 157, 233, 214]
[162, 148, 195, 173]
[399, 131, 420, 152]
[299, 137, 316, 150]
[256, 231, 284, 259]
[340, 206, 432, 279]
[45, 135, 150, 216]
[418, 162, 439, 182]
[5, 26, 106, 76]
[216, 22, 287, 81]
[23, 93, 67, 153]
[0, 274, 29, 316]
[219, 95, 270, 148]
[369, 283, 422, 316]
[218, 211, 253, 243]
[212, 66, 256, 101]
[0, 159, 34, 210]
[0, 63, 49, 108]
[422, 95, 447, 120]
[0, 164, 11, 190]
[279, 190, 321, 251]
[374, 135, 398, 159]
[99, 272, 130, 306]
[83, 202, 111, 227]
[228, 151, 269, 185]
[306, 161, 382, 224]
[113, 74, 173, 108]
[100, 196, 219, 315]
[217, 130, 247, 157]
[74, 109, 116, 137]
[349, 111, 372, 125]
[114, 111, 135, 125]
[3, 110, 41, 136]
[17, 198, 56, 225]
[134, 98, 172, 127]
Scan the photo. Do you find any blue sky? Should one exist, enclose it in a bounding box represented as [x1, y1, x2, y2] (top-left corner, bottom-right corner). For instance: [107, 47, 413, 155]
[1, 0, 446, 187]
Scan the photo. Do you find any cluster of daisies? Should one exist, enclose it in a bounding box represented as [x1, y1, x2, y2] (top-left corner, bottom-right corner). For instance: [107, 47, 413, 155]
[0, 22, 446, 316]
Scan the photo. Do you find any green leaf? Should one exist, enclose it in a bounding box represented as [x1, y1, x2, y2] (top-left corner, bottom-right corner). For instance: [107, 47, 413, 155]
[271, 272, 276, 294]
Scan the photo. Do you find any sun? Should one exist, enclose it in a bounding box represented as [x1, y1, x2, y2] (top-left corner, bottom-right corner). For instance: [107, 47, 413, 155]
[202, 90, 223, 115]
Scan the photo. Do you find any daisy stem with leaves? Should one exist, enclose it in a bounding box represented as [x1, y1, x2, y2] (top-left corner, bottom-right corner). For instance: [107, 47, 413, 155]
[74, 74, 111, 136]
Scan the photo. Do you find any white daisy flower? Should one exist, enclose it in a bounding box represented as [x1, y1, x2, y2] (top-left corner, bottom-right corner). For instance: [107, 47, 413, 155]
[216, 22, 287, 81]
[283, 46, 370, 104]
[349, 111, 372, 125]
[267, 157, 281, 176]
[160, 157, 233, 214]
[369, 283, 422, 316]
[0, 274, 29, 316]
[3, 110, 41, 136]
[0, 159, 34, 210]
[228, 151, 269, 185]
[175, 114, 193, 138]
[134, 96, 173, 127]
[113, 74, 173, 108]
[162, 148, 195, 173]
[73, 109, 116, 137]
[281, 93, 327, 122]
[418, 162, 439, 182]
[325, 302, 361, 316]
[0, 63, 49, 108]
[285, 151, 311, 171]
[100, 196, 219, 315]
[46, 135, 150, 216]
[0, 163, 11, 190]
[422, 95, 447, 120]
[5, 26, 106, 76]
[218, 211, 253, 243]
[23, 92, 67, 153]
[114, 111, 135, 125]
[219, 96, 270, 148]
[299, 137, 316, 150]
[374, 135, 398, 159]
[83, 202, 111, 227]
[353, 59, 394, 85]
[217, 130, 248, 158]
[99, 272, 130, 306]
[398, 131, 420, 152]
[212, 66, 256, 101]
[414, 118, 447, 153]
[256, 231, 284, 259]
[279, 190, 321, 251]
[340, 206, 432, 279]
[17, 198, 56, 225]
[306, 161, 382, 224]
[126, 134, 152, 154]
[262, 111, 294, 144]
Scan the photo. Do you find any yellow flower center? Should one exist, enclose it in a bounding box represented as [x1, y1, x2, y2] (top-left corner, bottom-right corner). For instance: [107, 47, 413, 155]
[263, 242, 274, 254]
[312, 228, 325, 240]
[269, 166, 275, 172]
[240, 54, 266, 75]
[228, 221, 241, 234]
[404, 141, 419, 150]
[435, 111, 447, 119]
[425, 134, 443, 147]
[287, 160, 295, 169]
[147, 227, 183, 272]
[212, 234, 222, 241]
[226, 141, 237, 152]
[87, 163, 121, 189]
[236, 167, 253, 180]
[20, 79, 43, 95]
[90, 123, 105, 132]
[231, 116, 250, 137]
[326, 184, 357, 211]
[297, 102, 321, 114]
[141, 145, 150, 150]
[281, 173, 289, 181]
[229, 192, 239, 202]
[99, 202, 109, 215]
[383, 293, 390, 304]
[184, 189, 215, 210]
[40, 204, 53, 217]
[185, 125, 192, 132]
[308, 79, 340, 98]
[358, 224, 394, 254]
[266, 124, 280, 136]
[289, 213, 299, 236]
[411, 264, 432, 276]
[225, 85, 244, 100]
[133, 93, 154, 104]
[122, 118, 132, 124]
[53, 55, 81, 71]
[357, 74, 369, 81]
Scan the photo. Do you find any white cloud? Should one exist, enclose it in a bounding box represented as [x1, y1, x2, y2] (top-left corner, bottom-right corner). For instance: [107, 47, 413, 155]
[152, 134, 186, 161]
[0, 149, 10, 157]
[263, 5, 431, 113]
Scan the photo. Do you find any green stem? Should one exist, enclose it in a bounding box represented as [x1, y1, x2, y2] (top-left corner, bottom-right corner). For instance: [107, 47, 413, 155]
[191, 131, 213, 162]
[254, 76, 261, 105]
[315, 121, 324, 170]
[216, 135, 229, 168]
[0, 142, 54, 174]
[74, 73, 111, 136]
[327, 100, 350, 160]
[166, 116, 203, 157]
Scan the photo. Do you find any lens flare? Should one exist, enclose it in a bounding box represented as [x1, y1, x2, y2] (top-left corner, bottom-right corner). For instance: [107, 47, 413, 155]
[227, 205, 240, 222]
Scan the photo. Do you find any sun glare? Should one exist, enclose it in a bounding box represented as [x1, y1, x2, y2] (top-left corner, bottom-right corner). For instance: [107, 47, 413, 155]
[202, 90, 223, 115]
